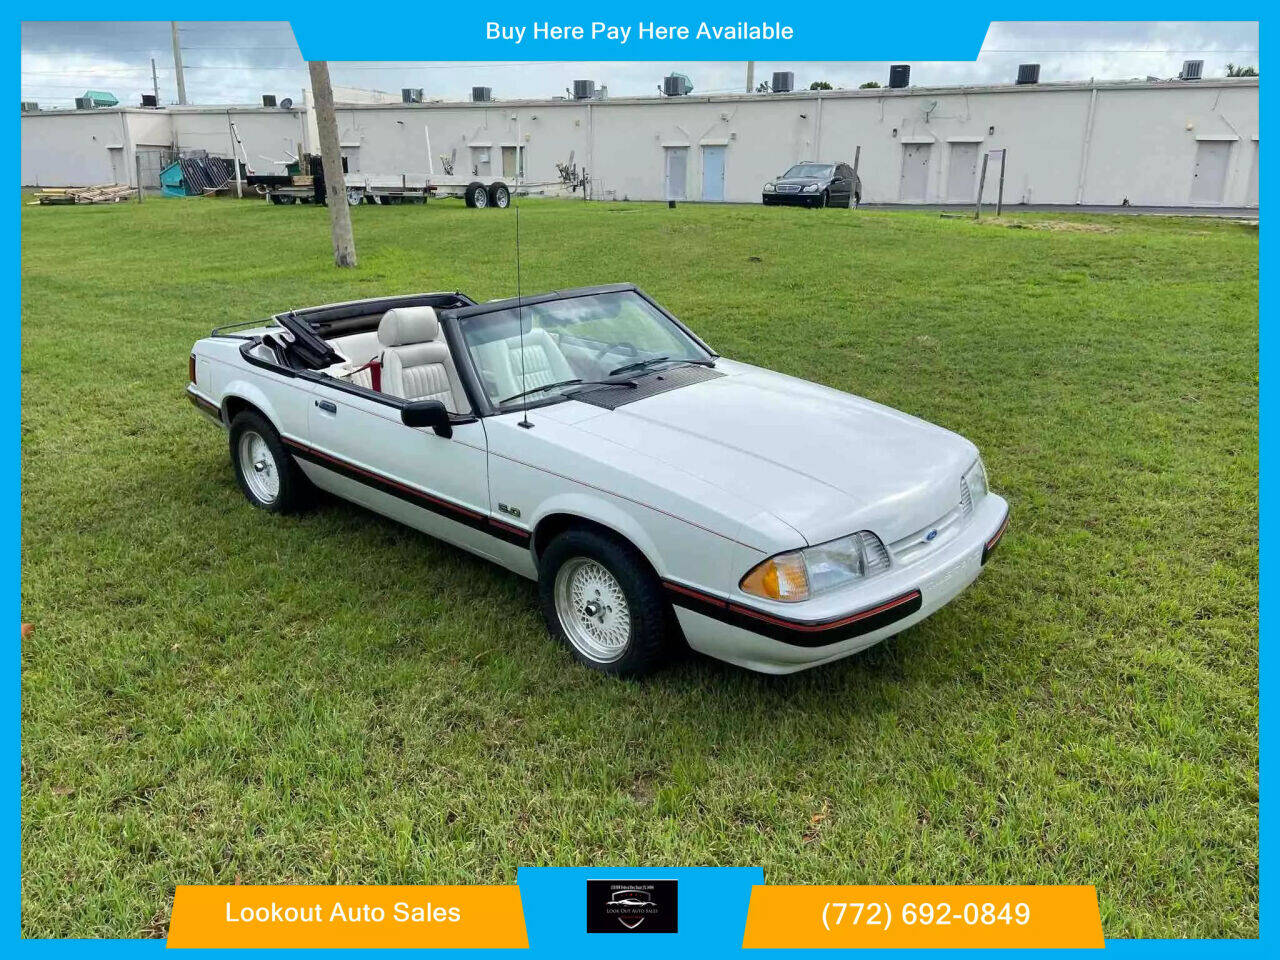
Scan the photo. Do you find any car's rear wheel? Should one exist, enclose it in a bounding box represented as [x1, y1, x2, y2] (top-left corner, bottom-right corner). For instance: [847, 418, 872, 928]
[538, 528, 669, 676]
[488, 182, 510, 208]
[229, 411, 309, 514]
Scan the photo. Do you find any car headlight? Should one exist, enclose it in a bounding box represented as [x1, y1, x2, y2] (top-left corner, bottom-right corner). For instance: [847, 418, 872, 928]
[964, 458, 989, 505]
[803, 183, 820, 193]
[740, 531, 891, 603]
[763, 182, 776, 193]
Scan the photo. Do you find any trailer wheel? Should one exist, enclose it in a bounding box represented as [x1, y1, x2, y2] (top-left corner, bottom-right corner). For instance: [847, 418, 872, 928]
[346, 187, 363, 206]
[465, 182, 488, 208]
[269, 193, 296, 205]
[488, 182, 511, 208]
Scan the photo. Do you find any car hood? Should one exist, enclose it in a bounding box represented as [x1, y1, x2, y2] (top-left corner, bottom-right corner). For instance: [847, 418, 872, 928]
[773, 177, 828, 187]
[571, 362, 977, 546]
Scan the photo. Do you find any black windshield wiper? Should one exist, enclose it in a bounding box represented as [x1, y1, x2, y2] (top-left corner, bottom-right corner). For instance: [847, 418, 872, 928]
[500, 378, 582, 404]
[500, 377, 637, 405]
[609, 356, 716, 377]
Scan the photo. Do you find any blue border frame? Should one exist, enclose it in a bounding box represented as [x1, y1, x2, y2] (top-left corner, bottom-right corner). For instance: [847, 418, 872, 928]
[12, 12, 1265, 953]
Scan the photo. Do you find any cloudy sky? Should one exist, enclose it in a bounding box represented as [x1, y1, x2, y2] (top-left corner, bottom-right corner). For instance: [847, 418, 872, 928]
[21, 21, 1259, 108]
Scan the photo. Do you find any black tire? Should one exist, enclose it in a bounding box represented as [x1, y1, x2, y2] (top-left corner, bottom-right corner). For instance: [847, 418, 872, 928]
[816, 191, 828, 209]
[464, 181, 487, 208]
[488, 182, 510, 208]
[228, 411, 309, 514]
[269, 193, 296, 205]
[538, 528, 670, 677]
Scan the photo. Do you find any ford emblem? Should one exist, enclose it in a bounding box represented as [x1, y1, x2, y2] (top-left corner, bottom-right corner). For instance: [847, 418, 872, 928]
[925, 529, 939, 542]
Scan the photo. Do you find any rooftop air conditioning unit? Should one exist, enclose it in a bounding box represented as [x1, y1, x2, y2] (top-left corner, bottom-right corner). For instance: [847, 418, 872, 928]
[1016, 63, 1040, 85]
[663, 74, 692, 96]
[261, 94, 277, 107]
[888, 64, 911, 88]
[572, 80, 596, 100]
[1180, 60, 1204, 80]
[74, 97, 94, 110]
[141, 93, 158, 108]
[771, 71, 794, 93]
[402, 88, 424, 103]
[20, 101, 39, 112]
[472, 86, 492, 102]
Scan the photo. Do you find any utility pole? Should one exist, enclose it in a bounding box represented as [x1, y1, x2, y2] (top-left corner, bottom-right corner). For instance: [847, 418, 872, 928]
[170, 21, 187, 104]
[746, 61, 755, 93]
[308, 60, 357, 267]
[150, 58, 159, 103]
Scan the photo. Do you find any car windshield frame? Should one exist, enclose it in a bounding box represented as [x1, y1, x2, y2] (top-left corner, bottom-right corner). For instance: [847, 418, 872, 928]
[782, 163, 834, 179]
[448, 286, 716, 417]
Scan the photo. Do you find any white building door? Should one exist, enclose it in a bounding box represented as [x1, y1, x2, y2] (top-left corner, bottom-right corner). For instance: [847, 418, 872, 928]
[1190, 140, 1232, 204]
[107, 146, 126, 185]
[701, 145, 725, 202]
[664, 147, 688, 200]
[946, 142, 979, 202]
[900, 144, 932, 201]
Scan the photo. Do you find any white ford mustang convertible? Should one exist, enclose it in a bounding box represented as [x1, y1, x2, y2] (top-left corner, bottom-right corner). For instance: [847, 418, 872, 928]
[188, 284, 1008, 675]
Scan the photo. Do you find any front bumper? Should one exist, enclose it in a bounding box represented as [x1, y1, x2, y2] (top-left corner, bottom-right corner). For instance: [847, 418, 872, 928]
[669, 493, 1010, 674]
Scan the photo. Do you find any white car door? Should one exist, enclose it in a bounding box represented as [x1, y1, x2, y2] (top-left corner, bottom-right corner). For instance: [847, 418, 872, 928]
[298, 381, 510, 563]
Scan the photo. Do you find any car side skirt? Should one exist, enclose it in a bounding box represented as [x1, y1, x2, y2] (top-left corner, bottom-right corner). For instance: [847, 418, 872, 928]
[280, 437, 532, 548]
[663, 580, 923, 648]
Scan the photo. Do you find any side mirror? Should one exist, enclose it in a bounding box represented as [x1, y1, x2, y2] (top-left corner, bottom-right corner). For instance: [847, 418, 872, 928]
[401, 399, 453, 438]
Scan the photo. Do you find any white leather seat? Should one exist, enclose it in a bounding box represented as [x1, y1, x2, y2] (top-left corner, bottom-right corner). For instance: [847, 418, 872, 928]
[474, 328, 576, 402]
[376, 306, 471, 414]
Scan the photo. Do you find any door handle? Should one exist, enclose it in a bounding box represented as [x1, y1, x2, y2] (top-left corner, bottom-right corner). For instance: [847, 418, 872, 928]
[315, 399, 337, 414]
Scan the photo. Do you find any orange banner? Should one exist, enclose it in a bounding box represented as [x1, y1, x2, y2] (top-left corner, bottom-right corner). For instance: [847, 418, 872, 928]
[742, 885, 1103, 949]
[167, 885, 528, 949]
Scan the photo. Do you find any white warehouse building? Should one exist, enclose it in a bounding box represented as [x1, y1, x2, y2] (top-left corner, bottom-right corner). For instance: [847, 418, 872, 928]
[21, 76, 1259, 209]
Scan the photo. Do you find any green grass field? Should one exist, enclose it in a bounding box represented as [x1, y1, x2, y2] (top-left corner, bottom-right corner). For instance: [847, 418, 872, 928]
[21, 196, 1257, 938]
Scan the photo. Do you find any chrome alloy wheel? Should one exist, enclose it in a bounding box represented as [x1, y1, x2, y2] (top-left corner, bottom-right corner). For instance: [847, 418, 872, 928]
[238, 430, 280, 504]
[554, 557, 632, 662]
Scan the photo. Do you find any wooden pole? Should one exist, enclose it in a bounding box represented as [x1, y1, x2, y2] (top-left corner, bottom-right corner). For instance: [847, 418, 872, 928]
[996, 148, 1007, 217]
[170, 22, 187, 105]
[974, 152, 989, 220]
[308, 60, 357, 268]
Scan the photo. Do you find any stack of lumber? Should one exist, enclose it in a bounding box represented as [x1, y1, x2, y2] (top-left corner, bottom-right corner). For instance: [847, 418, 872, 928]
[30, 184, 134, 205]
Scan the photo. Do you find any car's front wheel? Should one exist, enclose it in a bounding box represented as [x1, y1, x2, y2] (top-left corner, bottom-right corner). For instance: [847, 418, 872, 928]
[229, 411, 309, 514]
[538, 528, 669, 676]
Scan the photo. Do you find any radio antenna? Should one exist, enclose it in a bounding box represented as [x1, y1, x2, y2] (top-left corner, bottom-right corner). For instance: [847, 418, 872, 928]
[515, 116, 532, 429]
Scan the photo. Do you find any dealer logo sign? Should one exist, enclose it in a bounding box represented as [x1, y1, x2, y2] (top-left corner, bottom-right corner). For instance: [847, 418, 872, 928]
[586, 879, 678, 933]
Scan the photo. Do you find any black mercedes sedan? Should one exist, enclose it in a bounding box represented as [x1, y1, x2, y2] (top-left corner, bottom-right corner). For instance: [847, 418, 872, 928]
[762, 161, 860, 208]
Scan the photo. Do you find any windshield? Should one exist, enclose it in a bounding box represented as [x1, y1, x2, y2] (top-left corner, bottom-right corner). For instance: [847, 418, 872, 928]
[457, 290, 711, 412]
[782, 163, 834, 179]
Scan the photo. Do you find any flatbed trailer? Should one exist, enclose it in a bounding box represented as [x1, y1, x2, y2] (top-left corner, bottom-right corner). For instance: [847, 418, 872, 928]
[254, 172, 570, 208]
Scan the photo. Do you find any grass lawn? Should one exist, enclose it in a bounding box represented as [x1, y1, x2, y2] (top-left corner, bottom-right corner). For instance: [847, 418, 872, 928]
[21, 196, 1257, 938]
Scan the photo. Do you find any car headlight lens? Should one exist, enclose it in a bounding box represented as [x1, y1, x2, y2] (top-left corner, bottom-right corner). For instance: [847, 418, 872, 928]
[763, 182, 776, 193]
[803, 183, 820, 193]
[740, 531, 891, 603]
[964, 458, 989, 505]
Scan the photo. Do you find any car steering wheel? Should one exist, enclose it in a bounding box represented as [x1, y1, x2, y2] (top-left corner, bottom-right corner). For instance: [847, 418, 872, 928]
[592, 341, 637, 363]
